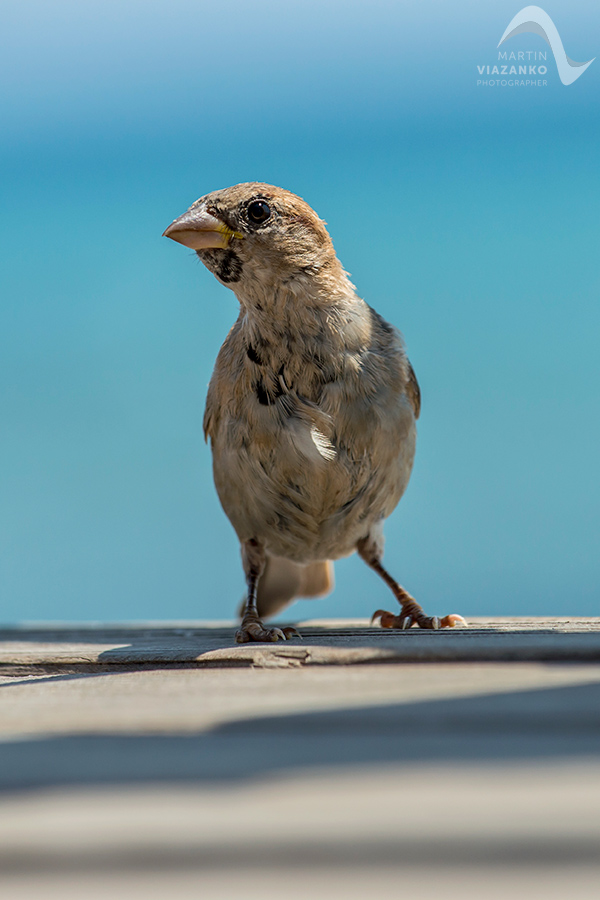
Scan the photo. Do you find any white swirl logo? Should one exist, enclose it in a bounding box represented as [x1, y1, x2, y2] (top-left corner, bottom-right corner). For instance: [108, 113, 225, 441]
[498, 5, 595, 85]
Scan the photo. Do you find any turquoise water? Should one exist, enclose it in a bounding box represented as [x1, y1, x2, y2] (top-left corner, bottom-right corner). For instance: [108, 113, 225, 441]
[1, 1, 599, 621]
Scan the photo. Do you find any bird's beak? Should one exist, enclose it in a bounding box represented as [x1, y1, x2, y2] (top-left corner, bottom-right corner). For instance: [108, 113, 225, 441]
[162, 207, 243, 250]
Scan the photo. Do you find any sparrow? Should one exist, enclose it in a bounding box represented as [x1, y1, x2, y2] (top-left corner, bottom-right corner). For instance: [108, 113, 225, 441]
[163, 183, 465, 642]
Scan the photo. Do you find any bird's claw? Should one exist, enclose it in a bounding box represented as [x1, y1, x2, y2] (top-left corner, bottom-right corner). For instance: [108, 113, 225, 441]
[281, 626, 302, 640]
[235, 616, 301, 643]
[371, 609, 412, 629]
[439, 614, 468, 627]
[371, 609, 467, 631]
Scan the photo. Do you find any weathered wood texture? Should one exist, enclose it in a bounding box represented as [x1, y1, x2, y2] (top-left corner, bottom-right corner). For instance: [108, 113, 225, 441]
[1, 619, 599, 899]
[0, 618, 599, 669]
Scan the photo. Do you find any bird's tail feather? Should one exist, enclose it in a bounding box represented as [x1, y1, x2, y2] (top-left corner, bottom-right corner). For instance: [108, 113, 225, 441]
[254, 556, 333, 619]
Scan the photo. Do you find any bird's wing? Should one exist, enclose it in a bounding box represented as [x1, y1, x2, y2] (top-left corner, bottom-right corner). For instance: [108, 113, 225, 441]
[203, 379, 218, 443]
[203, 317, 245, 443]
[406, 360, 421, 420]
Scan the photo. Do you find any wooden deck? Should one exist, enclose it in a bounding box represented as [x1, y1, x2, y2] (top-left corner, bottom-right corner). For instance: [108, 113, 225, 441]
[1, 617, 599, 670]
[0, 618, 599, 899]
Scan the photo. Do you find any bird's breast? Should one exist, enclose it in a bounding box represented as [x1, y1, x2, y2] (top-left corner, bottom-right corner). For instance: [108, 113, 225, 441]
[209, 360, 416, 562]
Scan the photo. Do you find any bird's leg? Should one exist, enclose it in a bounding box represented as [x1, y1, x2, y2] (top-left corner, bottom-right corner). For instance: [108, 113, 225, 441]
[235, 540, 300, 643]
[357, 536, 466, 631]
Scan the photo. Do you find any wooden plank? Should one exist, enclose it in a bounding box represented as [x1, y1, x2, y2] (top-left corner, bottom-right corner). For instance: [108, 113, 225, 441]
[0, 618, 599, 668]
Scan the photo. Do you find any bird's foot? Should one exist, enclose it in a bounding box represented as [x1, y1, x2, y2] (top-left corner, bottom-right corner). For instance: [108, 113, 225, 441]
[371, 608, 467, 631]
[235, 613, 301, 644]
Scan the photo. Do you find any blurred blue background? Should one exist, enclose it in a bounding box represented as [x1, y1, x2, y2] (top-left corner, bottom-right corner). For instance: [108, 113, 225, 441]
[1, 0, 598, 622]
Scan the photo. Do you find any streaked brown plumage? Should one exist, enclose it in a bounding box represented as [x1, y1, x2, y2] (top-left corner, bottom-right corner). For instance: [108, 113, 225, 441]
[164, 183, 464, 641]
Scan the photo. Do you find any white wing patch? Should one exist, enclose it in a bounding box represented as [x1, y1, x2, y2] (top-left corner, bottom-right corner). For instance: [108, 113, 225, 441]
[310, 424, 337, 461]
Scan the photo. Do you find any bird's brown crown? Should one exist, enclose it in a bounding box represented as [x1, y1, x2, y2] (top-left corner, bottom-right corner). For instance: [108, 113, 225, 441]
[201, 182, 331, 247]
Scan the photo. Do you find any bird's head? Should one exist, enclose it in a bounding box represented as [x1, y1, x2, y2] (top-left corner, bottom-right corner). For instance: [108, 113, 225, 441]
[163, 183, 354, 310]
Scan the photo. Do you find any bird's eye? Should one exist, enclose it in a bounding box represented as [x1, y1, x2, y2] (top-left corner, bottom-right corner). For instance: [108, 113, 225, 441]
[247, 200, 271, 225]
